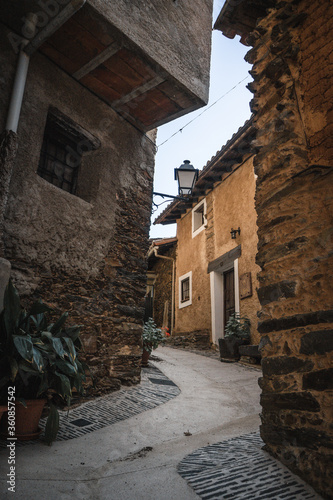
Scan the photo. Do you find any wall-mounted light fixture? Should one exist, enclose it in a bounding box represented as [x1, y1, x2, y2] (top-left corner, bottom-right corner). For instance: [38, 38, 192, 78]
[153, 160, 199, 210]
[230, 227, 241, 239]
[174, 160, 199, 196]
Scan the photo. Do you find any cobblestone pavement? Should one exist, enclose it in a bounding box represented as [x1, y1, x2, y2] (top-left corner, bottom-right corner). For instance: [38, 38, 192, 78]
[42, 364, 179, 441]
[0, 363, 179, 446]
[177, 431, 323, 500]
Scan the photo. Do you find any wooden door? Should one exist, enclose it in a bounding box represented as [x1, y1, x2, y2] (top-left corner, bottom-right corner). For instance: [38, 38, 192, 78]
[144, 291, 154, 322]
[224, 268, 235, 329]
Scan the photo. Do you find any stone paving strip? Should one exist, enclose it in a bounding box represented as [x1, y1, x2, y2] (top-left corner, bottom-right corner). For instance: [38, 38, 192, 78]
[41, 364, 180, 442]
[0, 364, 179, 446]
[177, 431, 322, 500]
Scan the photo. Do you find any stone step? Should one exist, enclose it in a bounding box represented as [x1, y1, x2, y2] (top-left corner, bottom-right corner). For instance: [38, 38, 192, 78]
[239, 344, 261, 359]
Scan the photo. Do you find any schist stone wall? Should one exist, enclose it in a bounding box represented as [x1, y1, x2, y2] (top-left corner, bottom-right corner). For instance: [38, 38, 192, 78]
[150, 246, 176, 331]
[0, 26, 156, 393]
[246, 0, 332, 496]
[0, 0, 214, 394]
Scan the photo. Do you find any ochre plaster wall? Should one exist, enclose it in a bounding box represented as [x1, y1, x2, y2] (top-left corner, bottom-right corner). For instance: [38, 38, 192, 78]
[175, 206, 211, 334]
[213, 157, 260, 343]
[175, 156, 260, 344]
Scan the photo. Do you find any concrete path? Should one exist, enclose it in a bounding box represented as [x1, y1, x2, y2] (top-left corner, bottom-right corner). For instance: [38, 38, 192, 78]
[0, 347, 261, 499]
[0, 345, 301, 500]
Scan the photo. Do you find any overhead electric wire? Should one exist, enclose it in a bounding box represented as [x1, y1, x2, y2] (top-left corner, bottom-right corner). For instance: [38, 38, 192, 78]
[156, 74, 250, 149]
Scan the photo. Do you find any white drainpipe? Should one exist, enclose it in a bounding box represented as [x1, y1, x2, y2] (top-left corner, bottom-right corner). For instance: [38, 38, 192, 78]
[6, 0, 86, 133]
[5, 16, 35, 133]
[6, 48, 30, 133]
[153, 247, 176, 336]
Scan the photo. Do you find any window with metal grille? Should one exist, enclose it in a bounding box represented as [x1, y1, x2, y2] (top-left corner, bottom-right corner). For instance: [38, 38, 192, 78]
[38, 133, 80, 194]
[37, 108, 100, 197]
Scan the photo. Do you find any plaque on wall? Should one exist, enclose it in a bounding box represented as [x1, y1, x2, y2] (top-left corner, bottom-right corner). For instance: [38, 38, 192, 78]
[240, 272, 252, 299]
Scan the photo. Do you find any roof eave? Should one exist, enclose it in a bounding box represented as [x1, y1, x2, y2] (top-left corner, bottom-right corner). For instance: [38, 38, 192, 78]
[213, 0, 275, 43]
[154, 118, 256, 226]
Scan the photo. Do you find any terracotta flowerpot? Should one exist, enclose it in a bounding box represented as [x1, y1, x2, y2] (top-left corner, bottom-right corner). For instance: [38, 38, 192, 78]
[142, 348, 151, 367]
[0, 399, 47, 441]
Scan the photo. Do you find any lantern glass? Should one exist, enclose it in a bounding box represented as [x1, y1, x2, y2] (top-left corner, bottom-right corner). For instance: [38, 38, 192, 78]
[174, 160, 199, 196]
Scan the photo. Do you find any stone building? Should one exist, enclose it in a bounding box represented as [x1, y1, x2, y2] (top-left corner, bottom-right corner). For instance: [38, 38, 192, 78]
[215, 0, 333, 497]
[154, 120, 261, 348]
[0, 0, 213, 392]
[146, 237, 177, 332]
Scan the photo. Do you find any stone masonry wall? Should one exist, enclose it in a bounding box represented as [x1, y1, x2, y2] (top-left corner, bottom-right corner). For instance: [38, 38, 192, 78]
[246, 0, 333, 496]
[0, 29, 155, 394]
[32, 186, 152, 395]
[0, 130, 17, 258]
[151, 246, 176, 331]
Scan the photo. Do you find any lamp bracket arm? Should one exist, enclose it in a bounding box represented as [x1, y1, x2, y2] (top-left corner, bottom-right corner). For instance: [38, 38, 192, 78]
[153, 192, 187, 201]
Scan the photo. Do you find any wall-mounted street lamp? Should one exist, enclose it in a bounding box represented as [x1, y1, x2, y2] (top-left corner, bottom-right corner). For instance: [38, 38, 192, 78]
[230, 227, 241, 239]
[174, 160, 199, 196]
[153, 160, 199, 208]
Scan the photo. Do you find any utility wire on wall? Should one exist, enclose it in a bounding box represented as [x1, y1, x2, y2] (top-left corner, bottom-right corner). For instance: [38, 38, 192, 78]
[156, 74, 250, 150]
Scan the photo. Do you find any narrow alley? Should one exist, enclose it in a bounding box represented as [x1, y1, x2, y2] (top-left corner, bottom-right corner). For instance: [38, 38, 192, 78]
[0, 347, 322, 499]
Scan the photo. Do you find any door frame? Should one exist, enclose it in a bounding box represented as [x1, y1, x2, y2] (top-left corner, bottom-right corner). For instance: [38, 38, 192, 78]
[210, 258, 240, 345]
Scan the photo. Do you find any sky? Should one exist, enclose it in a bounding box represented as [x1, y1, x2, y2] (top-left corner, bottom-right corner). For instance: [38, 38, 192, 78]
[150, 0, 252, 239]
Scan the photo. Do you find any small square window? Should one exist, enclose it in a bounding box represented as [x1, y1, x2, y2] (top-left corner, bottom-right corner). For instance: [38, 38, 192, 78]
[179, 271, 192, 309]
[38, 133, 80, 194]
[192, 199, 207, 237]
[181, 277, 190, 302]
[37, 108, 100, 198]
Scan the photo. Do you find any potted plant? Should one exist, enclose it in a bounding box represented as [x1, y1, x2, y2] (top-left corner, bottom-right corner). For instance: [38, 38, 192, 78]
[0, 280, 88, 444]
[142, 318, 168, 366]
[219, 313, 251, 362]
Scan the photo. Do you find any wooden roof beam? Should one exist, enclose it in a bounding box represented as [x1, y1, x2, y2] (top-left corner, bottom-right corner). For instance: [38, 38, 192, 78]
[160, 218, 177, 225]
[194, 181, 215, 192]
[73, 41, 120, 80]
[112, 76, 165, 108]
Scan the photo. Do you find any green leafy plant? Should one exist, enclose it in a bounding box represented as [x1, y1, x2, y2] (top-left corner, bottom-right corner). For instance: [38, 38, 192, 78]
[0, 280, 88, 444]
[224, 313, 251, 340]
[142, 318, 166, 355]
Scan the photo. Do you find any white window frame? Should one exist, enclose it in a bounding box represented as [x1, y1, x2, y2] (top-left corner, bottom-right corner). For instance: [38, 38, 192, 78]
[179, 271, 192, 309]
[192, 198, 207, 238]
[210, 258, 240, 345]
